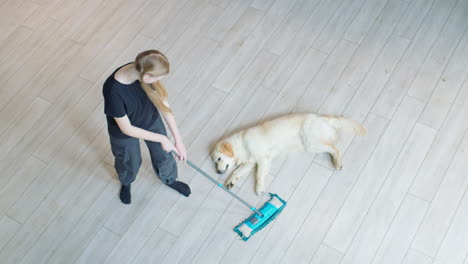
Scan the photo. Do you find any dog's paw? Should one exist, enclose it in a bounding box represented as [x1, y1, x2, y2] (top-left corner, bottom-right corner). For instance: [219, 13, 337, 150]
[226, 178, 237, 189]
[255, 185, 265, 196]
[333, 160, 343, 171]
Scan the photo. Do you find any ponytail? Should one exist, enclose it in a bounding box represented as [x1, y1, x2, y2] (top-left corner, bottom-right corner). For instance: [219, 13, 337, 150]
[135, 50, 172, 113]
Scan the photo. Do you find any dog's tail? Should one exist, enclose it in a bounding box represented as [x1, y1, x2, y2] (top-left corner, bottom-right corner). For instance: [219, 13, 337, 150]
[329, 116, 366, 136]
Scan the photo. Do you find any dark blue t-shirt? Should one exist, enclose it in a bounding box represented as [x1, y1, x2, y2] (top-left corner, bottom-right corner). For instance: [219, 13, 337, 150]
[103, 63, 161, 138]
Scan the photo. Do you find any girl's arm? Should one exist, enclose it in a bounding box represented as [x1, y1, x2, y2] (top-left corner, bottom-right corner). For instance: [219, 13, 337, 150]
[160, 100, 187, 162]
[114, 115, 179, 155]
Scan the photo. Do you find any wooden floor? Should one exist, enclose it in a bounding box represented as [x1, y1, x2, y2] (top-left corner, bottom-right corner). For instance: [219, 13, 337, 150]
[1, 0, 468, 263]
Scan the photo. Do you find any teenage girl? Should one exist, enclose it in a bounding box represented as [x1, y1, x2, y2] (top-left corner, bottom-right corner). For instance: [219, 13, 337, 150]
[103, 50, 191, 204]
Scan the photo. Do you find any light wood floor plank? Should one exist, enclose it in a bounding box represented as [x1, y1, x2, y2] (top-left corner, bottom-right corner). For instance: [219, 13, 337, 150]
[313, 0, 367, 54]
[319, 0, 409, 117]
[150, 0, 210, 52]
[164, 37, 220, 106]
[212, 0, 297, 92]
[165, 3, 223, 68]
[169, 7, 266, 122]
[263, 0, 321, 55]
[227, 85, 278, 133]
[402, 249, 434, 264]
[131, 228, 177, 264]
[0, 26, 32, 62]
[0, 76, 92, 193]
[418, 29, 468, 130]
[340, 123, 436, 264]
[343, 0, 390, 44]
[0, 18, 60, 89]
[296, 39, 359, 113]
[0, 216, 20, 252]
[205, 0, 254, 42]
[343, 33, 409, 121]
[261, 0, 346, 92]
[371, 0, 459, 119]
[409, 80, 468, 201]
[0, 157, 47, 217]
[19, 162, 113, 264]
[0, 0, 39, 44]
[20, 0, 65, 30]
[369, 195, 429, 264]
[45, 179, 121, 264]
[393, 0, 436, 40]
[75, 228, 121, 264]
[0, 34, 77, 113]
[251, 0, 276, 11]
[433, 187, 468, 264]
[80, 33, 152, 84]
[407, 0, 468, 102]
[32, 86, 104, 164]
[79, 23, 155, 83]
[47, 0, 89, 23]
[139, 0, 188, 38]
[0, 97, 50, 160]
[6, 103, 106, 224]
[309, 244, 344, 264]
[70, 0, 128, 45]
[177, 87, 226, 145]
[259, 48, 328, 119]
[411, 129, 468, 257]
[0, 40, 81, 135]
[1, 127, 108, 264]
[68, 0, 150, 77]
[209, 0, 231, 9]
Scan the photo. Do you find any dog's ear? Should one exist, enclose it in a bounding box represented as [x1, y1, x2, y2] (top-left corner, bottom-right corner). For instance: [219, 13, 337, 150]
[220, 141, 234, 158]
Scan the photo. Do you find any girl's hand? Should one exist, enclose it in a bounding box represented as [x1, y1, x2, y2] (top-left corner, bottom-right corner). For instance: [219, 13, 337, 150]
[161, 136, 179, 155]
[175, 140, 187, 162]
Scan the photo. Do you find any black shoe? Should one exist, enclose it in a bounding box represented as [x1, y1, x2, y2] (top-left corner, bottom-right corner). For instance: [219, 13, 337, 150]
[120, 184, 131, 204]
[167, 181, 191, 197]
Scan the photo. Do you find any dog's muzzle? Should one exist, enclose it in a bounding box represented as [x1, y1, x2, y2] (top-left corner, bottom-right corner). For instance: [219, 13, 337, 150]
[216, 164, 229, 174]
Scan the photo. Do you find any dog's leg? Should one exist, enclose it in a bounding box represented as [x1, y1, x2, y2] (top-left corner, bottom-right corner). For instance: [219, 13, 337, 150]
[256, 159, 271, 195]
[323, 143, 342, 170]
[226, 163, 254, 189]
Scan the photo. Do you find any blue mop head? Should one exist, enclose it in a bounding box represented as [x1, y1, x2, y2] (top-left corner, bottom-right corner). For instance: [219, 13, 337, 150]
[234, 193, 287, 241]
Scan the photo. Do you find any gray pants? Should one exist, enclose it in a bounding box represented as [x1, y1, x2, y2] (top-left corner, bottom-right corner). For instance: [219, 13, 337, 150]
[109, 118, 177, 186]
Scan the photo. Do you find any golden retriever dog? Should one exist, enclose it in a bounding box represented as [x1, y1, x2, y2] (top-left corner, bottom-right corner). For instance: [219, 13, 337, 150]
[211, 113, 366, 195]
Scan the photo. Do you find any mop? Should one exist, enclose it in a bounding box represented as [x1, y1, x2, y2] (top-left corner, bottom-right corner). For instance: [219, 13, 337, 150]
[172, 151, 287, 241]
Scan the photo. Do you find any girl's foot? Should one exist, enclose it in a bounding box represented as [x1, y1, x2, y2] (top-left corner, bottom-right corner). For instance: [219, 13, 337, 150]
[120, 184, 131, 204]
[167, 181, 191, 197]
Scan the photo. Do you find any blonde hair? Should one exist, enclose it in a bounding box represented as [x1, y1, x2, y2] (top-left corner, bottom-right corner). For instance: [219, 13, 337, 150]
[135, 50, 172, 113]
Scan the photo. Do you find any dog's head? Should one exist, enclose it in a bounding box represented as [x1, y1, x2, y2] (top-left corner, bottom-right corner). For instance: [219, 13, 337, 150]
[211, 141, 236, 174]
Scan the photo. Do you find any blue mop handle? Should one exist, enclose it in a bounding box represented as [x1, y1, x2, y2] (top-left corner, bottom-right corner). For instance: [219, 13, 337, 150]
[171, 151, 262, 216]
